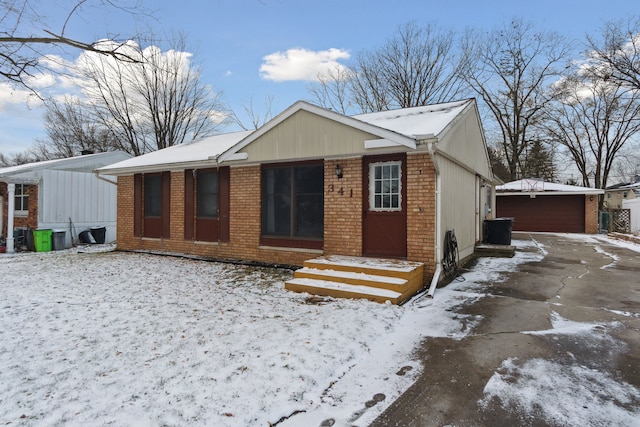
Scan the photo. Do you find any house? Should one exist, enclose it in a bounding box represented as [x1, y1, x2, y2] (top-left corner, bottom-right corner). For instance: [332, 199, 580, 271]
[604, 176, 640, 209]
[1, 151, 132, 252]
[96, 99, 496, 303]
[495, 179, 603, 233]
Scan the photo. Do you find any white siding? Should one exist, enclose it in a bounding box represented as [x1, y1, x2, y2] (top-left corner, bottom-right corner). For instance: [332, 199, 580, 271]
[38, 170, 118, 247]
[439, 156, 479, 260]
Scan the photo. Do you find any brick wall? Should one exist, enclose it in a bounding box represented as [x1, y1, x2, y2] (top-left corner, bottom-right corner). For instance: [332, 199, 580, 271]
[1, 183, 38, 238]
[113, 155, 439, 276]
[585, 194, 599, 234]
[406, 153, 437, 276]
[324, 158, 363, 256]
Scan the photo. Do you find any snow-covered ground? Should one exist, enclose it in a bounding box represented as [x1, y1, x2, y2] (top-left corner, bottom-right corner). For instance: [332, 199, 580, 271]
[0, 236, 638, 426]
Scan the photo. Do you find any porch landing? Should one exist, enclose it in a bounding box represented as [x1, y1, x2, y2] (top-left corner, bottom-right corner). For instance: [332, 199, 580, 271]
[285, 255, 425, 304]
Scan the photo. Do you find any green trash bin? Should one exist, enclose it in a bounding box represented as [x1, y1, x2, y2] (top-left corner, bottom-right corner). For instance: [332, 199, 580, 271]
[33, 229, 53, 252]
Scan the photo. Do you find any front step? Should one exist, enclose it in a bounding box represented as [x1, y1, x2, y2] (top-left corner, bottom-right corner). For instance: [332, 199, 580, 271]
[285, 255, 425, 304]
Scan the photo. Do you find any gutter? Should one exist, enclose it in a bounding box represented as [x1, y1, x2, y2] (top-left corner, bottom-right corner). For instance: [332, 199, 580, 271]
[426, 141, 442, 298]
[94, 171, 118, 186]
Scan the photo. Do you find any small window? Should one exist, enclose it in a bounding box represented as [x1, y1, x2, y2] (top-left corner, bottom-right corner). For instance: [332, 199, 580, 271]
[623, 192, 628, 198]
[369, 161, 402, 211]
[144, 174, 162, 217]
[14, 184, 29, 216]
[197, 170, 218, 218]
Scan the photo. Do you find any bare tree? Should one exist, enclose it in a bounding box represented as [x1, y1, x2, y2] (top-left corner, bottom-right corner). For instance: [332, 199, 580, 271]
[77, 35, 227, 155]
[31, 96, 118, 159]
[307, 66, 354, 114]
[541, 68, 640, 189]
[308, 22, 466, 114]
[0, 0, 144, 89]
[587, 17, 640, 92]
[228, 95, 275, 130]
[462, 18, 572, 181]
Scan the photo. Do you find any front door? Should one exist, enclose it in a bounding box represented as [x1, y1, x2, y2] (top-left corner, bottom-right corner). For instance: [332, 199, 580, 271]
[363, 154, 407, 258]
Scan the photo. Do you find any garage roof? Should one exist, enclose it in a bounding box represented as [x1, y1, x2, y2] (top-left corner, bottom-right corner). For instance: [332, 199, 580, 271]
[497, 179, 604, 196]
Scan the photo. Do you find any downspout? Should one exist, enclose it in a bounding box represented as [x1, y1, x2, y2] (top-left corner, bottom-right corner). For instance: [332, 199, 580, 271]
[6, 182, 15, 253]
[427, 142, 442, 298]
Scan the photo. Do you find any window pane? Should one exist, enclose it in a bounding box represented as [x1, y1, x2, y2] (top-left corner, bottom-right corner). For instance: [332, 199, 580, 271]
[370, 162, 401, 211]
[197, 171, 218, 217]
[295, 165, 323, 194]
[263, 194, 291, 235]
[295, 194, 323, 237]
[262, 164, 323, 239]
[144, 175, 162, 217]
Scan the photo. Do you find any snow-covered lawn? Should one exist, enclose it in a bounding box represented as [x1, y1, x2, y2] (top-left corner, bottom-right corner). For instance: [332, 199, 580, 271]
[1, 235, 638, 426]
[0, 248, 478, 426]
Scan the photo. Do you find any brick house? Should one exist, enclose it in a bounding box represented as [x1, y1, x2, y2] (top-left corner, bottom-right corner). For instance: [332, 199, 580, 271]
[1, 151, 132, 252]
[97, 99, 495, 302]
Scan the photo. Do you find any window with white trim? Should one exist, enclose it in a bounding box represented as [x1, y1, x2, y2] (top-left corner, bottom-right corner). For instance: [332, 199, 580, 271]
[14, 184, 29, 216]
[369, 161, 402, 211]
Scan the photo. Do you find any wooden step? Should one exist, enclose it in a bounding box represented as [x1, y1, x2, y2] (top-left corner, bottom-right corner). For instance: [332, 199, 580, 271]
[304, 255, 424, 280]
[285, 255, 425, 305]
[294, 267, 408, 292]
[285, 278, 403, 304]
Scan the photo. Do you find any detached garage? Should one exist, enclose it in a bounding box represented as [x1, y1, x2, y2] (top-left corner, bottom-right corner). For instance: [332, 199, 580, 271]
[496, 179, 603, 234]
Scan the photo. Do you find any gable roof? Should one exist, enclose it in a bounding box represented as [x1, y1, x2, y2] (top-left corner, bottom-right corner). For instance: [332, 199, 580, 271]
[0, 151, 132, 182]
[497, 179, 604, 196]
[97, 99, 481, 176]
[352, 99, 473, 139]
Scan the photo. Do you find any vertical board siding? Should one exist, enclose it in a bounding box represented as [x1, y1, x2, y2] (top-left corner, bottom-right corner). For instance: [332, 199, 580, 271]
[39, 170, 118, 244]
[438, 157, 478, 260]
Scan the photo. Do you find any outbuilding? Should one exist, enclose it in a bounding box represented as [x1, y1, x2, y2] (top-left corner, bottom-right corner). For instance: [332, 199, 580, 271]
[496, 179, 603, 233]
[97, 99, 496, 302]
[1, 151, 132, 252]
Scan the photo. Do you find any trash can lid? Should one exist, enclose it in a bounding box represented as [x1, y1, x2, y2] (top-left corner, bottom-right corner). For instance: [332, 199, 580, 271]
[90, 226, 105, 229]
[52, 229, 66, 233]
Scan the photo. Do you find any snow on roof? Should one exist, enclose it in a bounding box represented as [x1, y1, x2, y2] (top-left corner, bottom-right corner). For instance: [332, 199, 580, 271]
[497, 179, 604, 194]
[353, 99, 472, 139]
[97, 99, 475, 175]
[96, 131, 253, 174]
[0, 151, 131, 180]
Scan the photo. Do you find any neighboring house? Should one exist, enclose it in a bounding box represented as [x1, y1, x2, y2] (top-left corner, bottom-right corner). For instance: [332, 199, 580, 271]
[97, 99, 496, 302]
[604, 176, 640, 209]
[496, 179, 603, 233]
[0, 151, 132, 252]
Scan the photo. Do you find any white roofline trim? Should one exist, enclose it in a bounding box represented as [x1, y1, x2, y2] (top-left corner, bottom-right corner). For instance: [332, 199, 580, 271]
[217, 101, 417, 164]
[497, 190, 604, 196]
[99, 160, 221, 176]
[364, 139, 404, 149]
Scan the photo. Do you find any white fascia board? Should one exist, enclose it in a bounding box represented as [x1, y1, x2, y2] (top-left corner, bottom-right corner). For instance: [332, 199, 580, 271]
[364, 139, 405, 149]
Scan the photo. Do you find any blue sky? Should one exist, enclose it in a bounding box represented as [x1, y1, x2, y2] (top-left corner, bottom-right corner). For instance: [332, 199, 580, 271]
[1, 0, 638, 156]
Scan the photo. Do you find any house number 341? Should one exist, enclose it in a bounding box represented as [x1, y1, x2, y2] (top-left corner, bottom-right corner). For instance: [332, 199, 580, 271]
[328, 184, 353, 197]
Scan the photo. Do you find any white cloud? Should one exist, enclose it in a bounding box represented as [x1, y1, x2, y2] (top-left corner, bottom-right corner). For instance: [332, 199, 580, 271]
[259, 47, 350, 82]
[0, 82, 41, 111]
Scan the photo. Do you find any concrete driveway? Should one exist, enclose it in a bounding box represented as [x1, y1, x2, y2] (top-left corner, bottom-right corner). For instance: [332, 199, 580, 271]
[371, 232, 640, 426]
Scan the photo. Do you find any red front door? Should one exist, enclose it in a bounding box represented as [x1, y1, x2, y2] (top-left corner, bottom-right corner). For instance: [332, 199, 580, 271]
[362, 154, 407, 258]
